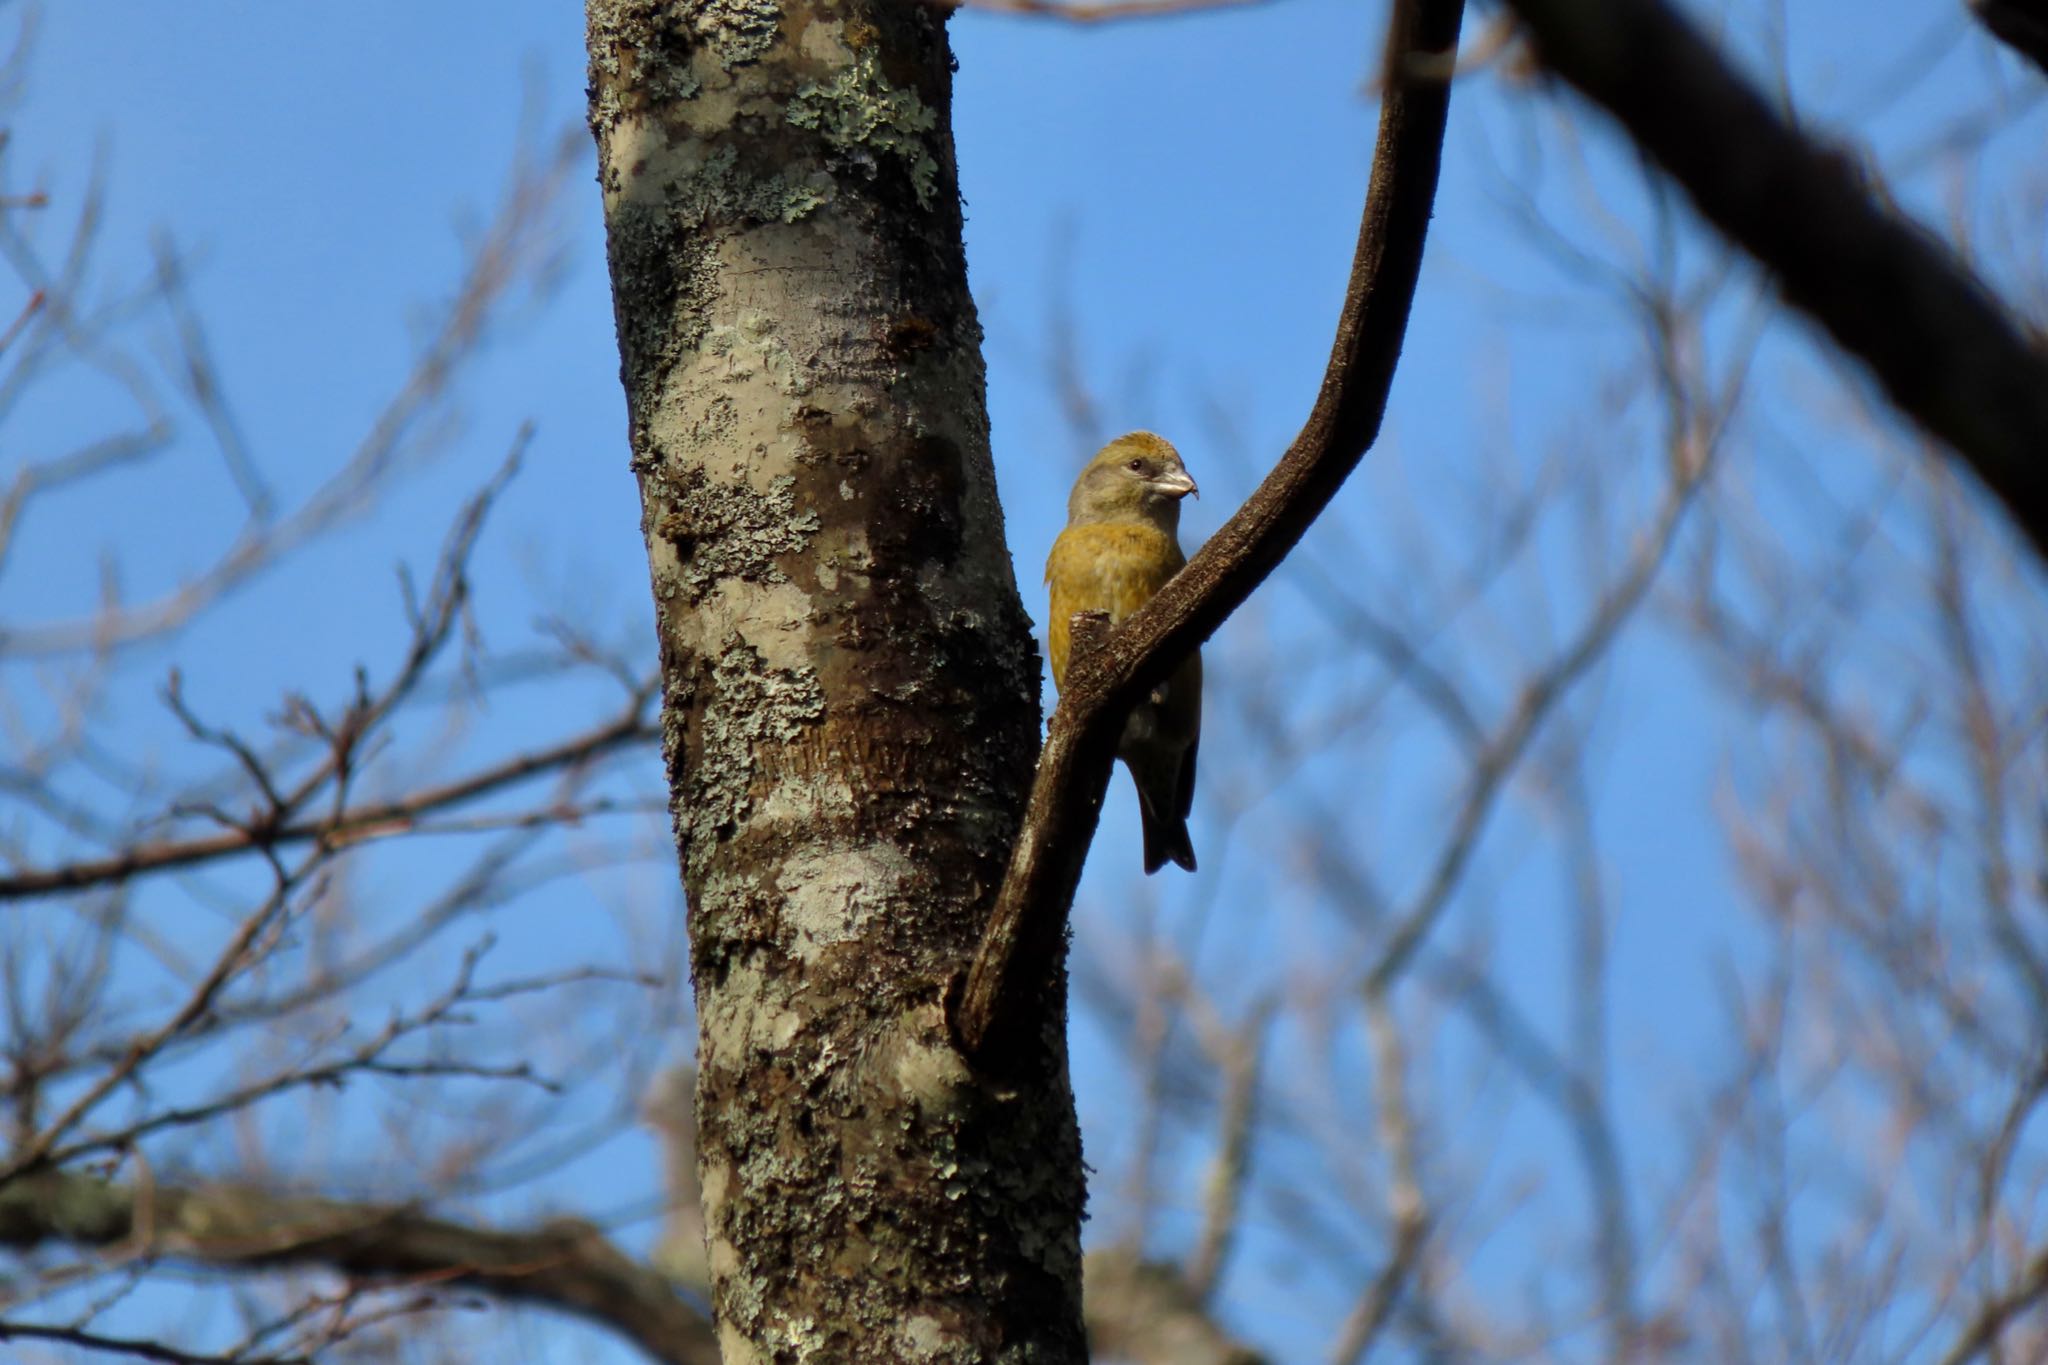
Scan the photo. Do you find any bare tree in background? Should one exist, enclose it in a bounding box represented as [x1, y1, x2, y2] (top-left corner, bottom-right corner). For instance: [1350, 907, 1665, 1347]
[1, 1, 2045, 1363]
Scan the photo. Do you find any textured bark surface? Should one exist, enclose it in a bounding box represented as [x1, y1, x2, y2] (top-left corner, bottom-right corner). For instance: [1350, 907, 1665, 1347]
[585, 2, 1085, 1360]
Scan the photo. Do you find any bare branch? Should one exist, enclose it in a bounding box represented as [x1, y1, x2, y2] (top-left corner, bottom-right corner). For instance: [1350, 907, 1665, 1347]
[954, 0, 1469, 1068]
[1496, 0, 2048, 559]
[1365, 430, 1708, 993]
[1182, 993, 1273, 1303]
[3, 876, 295, 1180]
[1970, 0, 2048, 77]
[0, 688, 657, 903]
[0, 1319, 294, 1365]
[0, 1172, 716, 1365]
[1939, 1244, 2048, 1365]
[1083, 1249, 1270, 1365]
[0, 124, 585, 659]
[1328, 986, 1429, 1365]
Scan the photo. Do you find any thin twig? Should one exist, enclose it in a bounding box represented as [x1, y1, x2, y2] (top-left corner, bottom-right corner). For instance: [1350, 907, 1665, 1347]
[0, 1172, 717, 1365]
[1327, 986, 1429, 1365]
[0, 1320, 295, 1365]
[0, 679, 657, 903]
[1184, 997, 1273, 1300]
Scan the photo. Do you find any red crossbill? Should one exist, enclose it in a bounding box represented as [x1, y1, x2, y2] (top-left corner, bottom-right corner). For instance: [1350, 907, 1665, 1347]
[1045, 431, 1202, 874]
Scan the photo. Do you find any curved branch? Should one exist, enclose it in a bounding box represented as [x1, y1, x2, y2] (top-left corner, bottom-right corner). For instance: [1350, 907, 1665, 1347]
[0, 1172, 716, 1365]
[953, 0, 1468, 1066]
[1497, 0, 2048, 560]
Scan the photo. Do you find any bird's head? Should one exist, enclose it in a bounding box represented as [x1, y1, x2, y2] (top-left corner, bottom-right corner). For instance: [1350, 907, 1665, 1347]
[1066, 431, 1199, 528]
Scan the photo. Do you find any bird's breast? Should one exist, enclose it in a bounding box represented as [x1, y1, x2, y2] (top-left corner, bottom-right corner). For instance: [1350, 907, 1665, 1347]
[1044, 522, 1185, 691]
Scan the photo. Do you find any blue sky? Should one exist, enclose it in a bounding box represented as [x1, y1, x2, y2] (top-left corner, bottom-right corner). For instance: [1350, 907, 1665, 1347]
[4, 0, 2043, 1360]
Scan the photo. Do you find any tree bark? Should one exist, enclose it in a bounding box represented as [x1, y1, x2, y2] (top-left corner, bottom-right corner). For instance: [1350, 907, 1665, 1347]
[585, 2, 1085, 1361]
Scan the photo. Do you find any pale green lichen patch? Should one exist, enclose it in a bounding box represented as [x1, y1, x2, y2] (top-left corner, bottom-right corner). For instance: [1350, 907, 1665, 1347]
[669, 144, 833, 228]
[655, 467, 820, 604]
[687, 0, 783, 68]
[687, 636, 825, 874]
[787, 49, 940, 208]
[586, 1, 716, 129]
[597, 124, 828, 433]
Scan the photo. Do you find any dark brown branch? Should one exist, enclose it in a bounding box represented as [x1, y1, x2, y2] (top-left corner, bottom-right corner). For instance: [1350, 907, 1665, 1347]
[953, 0, 1467, 1066]
[1938, 1243, 2048, 1365]
[0, 1172, 716, 1365]
[1971, 0, 2048, 78]
[1496, 0, 2048, 560]
[0, 1321, 274, 1365]
[0, 698, 657, 902]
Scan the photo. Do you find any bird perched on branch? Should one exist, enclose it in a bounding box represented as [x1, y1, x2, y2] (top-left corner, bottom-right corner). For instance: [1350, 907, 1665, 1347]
[1045, 431, 1202, 874]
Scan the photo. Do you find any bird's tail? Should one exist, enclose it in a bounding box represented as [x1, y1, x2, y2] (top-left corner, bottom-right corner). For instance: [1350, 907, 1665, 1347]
[1138, 797, 1196, 875]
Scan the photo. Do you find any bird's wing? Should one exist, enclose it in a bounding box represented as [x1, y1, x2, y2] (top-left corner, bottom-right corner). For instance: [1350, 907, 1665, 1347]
[1045, 523, 1180, 692]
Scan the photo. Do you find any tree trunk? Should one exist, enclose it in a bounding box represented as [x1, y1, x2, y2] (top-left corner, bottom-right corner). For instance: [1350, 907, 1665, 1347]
[584, 2, 1087, 1360]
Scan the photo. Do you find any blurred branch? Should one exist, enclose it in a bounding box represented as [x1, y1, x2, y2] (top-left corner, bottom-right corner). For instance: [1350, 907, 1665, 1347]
[1970, 0, 2048, 77]
[956, 0, 1468, 1068]
[1939, 1244, 2048, 1365]
[1084, 1249, 1269, 1365]
[0, 1320, 273, 1365]
[1420, 953, 1641, 1355]
[0, 122, 586, 658]
[1931, 474, 2048, 1020]
[0, 686, 656, 903]
[4, 874, 297, 1180]
[1328, 986, 1429, 1365]
[0, 438, 660, 904]
[643, 1065, 709, 1295]
[4, 935, 587, 1185]
[1497, 0, 2048, 560]
[0, 1171, 716, 1365]
[1365, 430, 1709, 992]
[1182, 995, 1272, 1302]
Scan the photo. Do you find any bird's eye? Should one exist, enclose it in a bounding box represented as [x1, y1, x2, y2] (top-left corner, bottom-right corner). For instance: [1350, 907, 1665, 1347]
[1126, 459, 1145, 473]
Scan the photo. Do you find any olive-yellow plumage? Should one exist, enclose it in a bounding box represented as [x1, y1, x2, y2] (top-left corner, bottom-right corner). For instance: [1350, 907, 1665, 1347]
[1045, 432, 1201, 874]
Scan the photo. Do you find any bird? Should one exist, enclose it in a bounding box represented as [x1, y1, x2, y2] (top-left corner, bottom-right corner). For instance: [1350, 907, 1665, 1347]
[1045, 431, 1202, 874]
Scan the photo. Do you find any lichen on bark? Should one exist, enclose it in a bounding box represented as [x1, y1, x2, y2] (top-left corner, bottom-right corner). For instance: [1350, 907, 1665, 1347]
[586, 0, 1085, 1358]
[787, 47, 943, 208]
